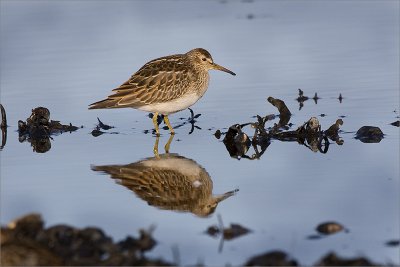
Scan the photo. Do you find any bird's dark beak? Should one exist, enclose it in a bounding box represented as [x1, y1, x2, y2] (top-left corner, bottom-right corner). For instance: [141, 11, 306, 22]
[214, 189, 239, 204]
[212, 63, 236, 76]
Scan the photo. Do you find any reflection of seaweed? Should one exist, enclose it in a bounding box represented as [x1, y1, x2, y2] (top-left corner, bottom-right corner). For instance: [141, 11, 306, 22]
[219, 96, 345, 159]
[18, 107, 79, 153]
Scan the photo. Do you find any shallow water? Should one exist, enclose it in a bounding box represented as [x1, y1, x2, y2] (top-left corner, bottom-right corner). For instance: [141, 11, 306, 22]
[1, 0, 399, 265]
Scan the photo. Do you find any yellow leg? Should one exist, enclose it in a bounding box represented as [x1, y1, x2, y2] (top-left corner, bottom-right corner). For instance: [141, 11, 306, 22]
[164, 134, 174, 153]
[152, 112, 160, 136]
[163, 115, 175, 135]
[153, 135, 160, 158]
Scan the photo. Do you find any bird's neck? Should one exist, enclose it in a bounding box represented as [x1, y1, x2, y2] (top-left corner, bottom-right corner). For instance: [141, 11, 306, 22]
[195, 70, 210, 97]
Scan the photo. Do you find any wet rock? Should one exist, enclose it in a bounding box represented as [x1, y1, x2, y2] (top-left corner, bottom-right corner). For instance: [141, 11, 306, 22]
[390, 120, 399, 127]
[316, 222, 348, 235]
[246, 250, 298, 266]
[315, 252, 375, 266]
[355, 126, 384, 143]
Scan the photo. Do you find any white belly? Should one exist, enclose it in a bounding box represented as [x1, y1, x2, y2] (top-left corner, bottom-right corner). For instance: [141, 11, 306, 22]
[138, 93, 201, 115]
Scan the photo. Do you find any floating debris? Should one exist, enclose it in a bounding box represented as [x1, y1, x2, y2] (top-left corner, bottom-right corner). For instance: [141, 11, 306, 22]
[91, 118, 117, 137]
[390, 120, 399, 127]
[313, 92, 320, 104]
[97, 117, 114, 130]
[246, 250, 298, 266]
[296, 89, 309, 110]
[297, 88, 309, 101]
[355, 126, 384, 143]
[316, 221, 348, 235]
[247, 13, 255, 19]
[338, 93, 343, 103]
[385, 239, 400, 247]
[306, 234, 324, 240]
[18, 107, 79, 153]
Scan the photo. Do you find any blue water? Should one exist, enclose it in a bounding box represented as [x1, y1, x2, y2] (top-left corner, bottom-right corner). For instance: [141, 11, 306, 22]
[1, 0, 399, 265]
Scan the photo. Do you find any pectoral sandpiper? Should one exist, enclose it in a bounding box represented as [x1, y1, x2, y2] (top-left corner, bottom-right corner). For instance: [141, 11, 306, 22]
[89, 48, 236, 135]
[92, 151, 238, 217]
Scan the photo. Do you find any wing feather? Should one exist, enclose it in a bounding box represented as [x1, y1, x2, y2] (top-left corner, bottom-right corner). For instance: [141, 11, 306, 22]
[90, 54, 192, 109]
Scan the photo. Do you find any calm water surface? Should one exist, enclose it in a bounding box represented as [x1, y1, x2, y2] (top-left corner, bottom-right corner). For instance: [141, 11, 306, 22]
[1, 0, 399, 265]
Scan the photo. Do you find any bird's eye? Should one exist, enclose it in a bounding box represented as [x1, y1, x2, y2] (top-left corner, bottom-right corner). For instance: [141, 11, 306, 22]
[202, 58, 207, 61]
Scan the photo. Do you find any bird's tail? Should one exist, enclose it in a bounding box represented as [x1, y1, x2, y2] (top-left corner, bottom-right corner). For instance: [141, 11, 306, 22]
[88, 98, 120, 109]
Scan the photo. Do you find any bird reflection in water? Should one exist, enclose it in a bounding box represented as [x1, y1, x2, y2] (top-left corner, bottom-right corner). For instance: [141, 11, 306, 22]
[92, 135, 238, 217]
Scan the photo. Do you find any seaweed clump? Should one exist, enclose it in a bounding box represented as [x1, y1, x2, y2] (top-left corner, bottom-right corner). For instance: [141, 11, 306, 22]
[220, 96, 344, 159]
[18, 107, 79, 152]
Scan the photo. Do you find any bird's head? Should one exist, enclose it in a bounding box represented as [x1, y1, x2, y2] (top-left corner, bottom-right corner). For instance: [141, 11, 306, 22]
[186, 48, 236, 76]
[192, 189, 239, 218]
